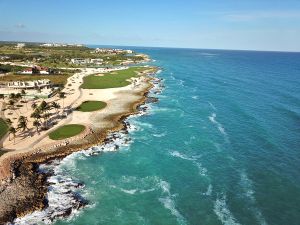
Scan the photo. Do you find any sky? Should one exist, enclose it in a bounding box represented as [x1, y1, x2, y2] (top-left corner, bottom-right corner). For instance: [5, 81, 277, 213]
[0, 0, 300, 52]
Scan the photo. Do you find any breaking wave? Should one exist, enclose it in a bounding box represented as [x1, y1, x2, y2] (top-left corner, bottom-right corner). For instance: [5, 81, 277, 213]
[169, 151, 207, 176]
[209, 113, 229, 142]
[214, 194, 241, 225]
[158, 180, 187, 225]
[240, 172, 268, 225]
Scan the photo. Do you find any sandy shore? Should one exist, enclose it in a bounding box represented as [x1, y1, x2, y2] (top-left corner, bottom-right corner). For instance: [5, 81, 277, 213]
[0, 65, 158, 223]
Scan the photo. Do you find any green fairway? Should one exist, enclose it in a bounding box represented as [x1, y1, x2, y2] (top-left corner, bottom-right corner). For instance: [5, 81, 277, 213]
[76, 101, 107, 112]
[81, 67, 149, 89]
[49, 124, 85, 140]
[0, 118, 8, 140]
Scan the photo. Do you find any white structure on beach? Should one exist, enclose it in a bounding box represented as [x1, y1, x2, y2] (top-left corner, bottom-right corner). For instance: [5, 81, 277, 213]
[71, 58, 91, 64]
[7, 79, 51, 89]
[92, 48, 133, 54]
[41, 43, 83, 47]
[90, 58, 103, 65]
[16, 43, 25, 49]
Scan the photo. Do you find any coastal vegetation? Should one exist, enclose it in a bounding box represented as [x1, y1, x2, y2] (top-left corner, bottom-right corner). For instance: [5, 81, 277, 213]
[76, 101, 107, 112]
[0, 42, 144, 68]
[49, 124, 85, 140]
[0, 64, 24, 73]
[0, 118, 8, 140]
[81, 67, 150, 89]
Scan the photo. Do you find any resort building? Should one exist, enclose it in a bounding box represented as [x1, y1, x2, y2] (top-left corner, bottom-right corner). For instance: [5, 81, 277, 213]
[16, 43, 25, 49]
[90, 58, 104, 65]
[6, 79, 52, 89]
[20, 68, 33, 74]
[20, 66, 49, 74]
[71, 58, 91, 64]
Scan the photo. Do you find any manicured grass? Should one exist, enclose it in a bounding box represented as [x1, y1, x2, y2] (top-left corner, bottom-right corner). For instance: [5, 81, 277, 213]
[0, 118, 8, 140]
[49, 124, 85, 140]
[76, 101, 107, 112]
[81, 67, 149, 89]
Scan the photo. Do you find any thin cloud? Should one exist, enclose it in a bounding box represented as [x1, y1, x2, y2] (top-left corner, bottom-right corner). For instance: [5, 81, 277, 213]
[224, 10, 300, 22]
[15, 23, 26, 29]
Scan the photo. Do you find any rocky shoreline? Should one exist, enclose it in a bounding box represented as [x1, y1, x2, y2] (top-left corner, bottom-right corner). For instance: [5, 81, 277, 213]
[0, 71, 163, 224]
[0, 161, 48, 224]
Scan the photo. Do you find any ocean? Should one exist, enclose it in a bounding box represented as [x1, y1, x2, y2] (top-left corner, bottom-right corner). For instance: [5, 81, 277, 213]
[15, 48, 300, 225]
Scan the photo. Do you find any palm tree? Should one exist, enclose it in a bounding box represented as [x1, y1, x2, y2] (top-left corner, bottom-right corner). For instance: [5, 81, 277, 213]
[8, 127, 16, 143]
[31, 102, 38, 110]
[39, 101, 48, 112]
[59, 92, 66, 111]
[5, 118, 12, 126]
[51, 102, 61, 114]
[33, 120, 41, 134]
[8, 99, 18, 116]
[9, 93, 16, 100]
[21, 90, 28, 111]
[0, 94, 4, 103]
[15, 93, 22, 100]
[43, 112, 51, 128]
[18, 116, 28, 131]
[31, 110, 42, 122]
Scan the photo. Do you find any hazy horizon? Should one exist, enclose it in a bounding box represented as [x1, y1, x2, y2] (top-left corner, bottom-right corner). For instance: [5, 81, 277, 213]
[1, 0, 300, 52]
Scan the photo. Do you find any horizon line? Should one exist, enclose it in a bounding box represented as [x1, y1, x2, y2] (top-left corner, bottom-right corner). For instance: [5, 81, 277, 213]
[1, 39, 299, 54]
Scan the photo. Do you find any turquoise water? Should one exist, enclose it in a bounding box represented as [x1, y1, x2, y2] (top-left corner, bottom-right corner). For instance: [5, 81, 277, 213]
[26, 48, 300, 225]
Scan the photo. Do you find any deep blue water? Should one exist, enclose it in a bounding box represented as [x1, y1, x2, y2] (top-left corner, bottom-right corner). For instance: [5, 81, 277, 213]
[23, 48, 300, 225]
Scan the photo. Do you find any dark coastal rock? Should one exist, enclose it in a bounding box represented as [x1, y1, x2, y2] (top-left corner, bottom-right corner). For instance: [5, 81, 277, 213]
[0, 162, 48, 224]
[146, 97, 158, 103]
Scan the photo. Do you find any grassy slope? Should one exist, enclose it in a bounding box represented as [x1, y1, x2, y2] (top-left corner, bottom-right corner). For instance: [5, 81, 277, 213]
[76, 101, 107, 112]
[49, 124, 85, 140]
[0, 118, 8, 140]
[81, 67, 148, 89]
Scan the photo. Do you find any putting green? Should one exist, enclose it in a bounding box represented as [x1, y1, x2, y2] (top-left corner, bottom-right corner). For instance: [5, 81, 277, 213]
[49, 124, 85, 140]
[76, 101, 107, 112]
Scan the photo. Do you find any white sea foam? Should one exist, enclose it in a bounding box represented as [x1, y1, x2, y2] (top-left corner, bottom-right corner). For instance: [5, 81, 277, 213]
[208, 101, 217, 110]
[214, 194, 241, 225]
[159, 197, 187, 225]
[200, 53, 219, 57]
[240, 172, 268, 225]
[158, 180, 187, 225]
[152, 131, 167, 137]
[13, 161, 87, 225]
[170, 151, 207, 176]
[209, 113, 229, 142]
[203, 184, 213, 196]
[111, 185, 138, 195]
[192, 95, 199, 99]
[178, 79, 185, 86]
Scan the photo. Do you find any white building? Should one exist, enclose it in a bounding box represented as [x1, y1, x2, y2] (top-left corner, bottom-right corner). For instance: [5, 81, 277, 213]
[40, 70, 49, 74]
[16, 43, 25, 49]
[71, 58, 90, 64]
[7, 79, 51, 89]
[20, 68, 33, 74]
[90, 58, 103, 65]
